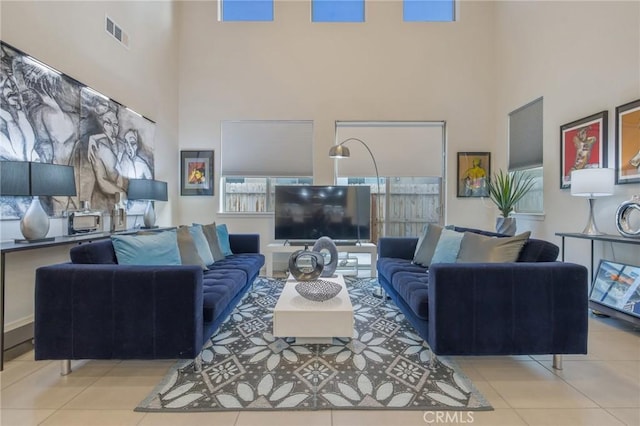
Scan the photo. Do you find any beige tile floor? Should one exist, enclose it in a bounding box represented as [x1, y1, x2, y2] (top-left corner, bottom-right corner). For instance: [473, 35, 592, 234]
[1, 313, 638, 426]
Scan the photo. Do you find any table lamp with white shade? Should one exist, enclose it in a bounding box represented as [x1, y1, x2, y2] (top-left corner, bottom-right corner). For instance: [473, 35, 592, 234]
[571, 168, 614, 235]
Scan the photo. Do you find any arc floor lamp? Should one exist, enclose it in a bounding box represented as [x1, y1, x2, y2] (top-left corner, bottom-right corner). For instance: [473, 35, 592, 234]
[329, 137, 387, 298]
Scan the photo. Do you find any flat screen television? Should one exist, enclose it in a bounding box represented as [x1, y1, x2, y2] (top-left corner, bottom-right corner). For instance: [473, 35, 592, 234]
[274, 185, 371, 242]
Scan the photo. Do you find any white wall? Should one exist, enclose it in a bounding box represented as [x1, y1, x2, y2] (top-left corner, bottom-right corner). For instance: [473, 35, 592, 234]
[0, 0, 179, 330]
[176, 0, 500, 241]
[494, 1, 640, 269]
[1, 0, 180, 237]
[1, 1, 639, 329]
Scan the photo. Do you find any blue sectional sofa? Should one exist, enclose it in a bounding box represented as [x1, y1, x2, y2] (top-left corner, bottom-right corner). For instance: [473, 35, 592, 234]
[377, 227, 589, 363]
[34, 233, 264, 365]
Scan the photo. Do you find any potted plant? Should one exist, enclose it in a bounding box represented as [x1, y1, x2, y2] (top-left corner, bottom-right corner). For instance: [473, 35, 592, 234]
[487, 169, 535, 235]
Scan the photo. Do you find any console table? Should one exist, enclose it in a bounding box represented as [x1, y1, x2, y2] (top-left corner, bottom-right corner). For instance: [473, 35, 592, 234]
[265, 242, 377, 278]
[555, 232, 640, 326]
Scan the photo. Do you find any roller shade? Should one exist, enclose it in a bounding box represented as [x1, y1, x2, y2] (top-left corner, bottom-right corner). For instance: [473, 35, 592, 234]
[509, 97, 543, 171]
[221, 120, 313, 176]
[335, 121, 444, 177]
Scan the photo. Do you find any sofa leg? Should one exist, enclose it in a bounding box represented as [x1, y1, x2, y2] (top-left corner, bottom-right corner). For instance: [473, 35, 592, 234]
[552, 354, 563, 370]
[193, 355, 203, 373]
[372, 286, 389, 300]
[60, 360, 71, 376]
[428, 349, 436, 368]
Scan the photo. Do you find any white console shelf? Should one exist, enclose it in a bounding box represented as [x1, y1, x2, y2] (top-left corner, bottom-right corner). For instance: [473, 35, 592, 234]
[265, 242, 377, 278]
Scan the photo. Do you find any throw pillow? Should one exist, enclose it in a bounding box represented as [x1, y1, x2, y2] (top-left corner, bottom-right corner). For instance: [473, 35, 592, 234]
[457, 231, 531, 263]
[196, 223, 226, 262]
[111, 230, 181, 266]
[216, 223, 233, 256]
[430, 228, 465, 264]
[176, 226, 207, 270]
[188, 225, 215, 266]
[413, 223, 443, 267]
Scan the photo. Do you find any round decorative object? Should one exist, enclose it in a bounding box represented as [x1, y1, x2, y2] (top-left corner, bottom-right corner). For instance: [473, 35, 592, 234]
[312, 236, 339, 277]
[615, 195, 640, 238]
[288, 249, 325, 281]
[294, 279, 342, 302]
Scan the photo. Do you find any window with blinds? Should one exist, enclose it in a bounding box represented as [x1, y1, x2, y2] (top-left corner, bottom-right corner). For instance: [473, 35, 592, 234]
[220, 120, 313, 212]
[508, 97, 544, 214]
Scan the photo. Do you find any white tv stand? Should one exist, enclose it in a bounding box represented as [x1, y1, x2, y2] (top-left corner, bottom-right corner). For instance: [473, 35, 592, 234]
[265, 242, 377, 278]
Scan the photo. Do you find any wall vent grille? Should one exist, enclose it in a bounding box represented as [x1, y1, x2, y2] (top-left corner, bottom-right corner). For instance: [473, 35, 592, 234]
[105, 16, 129, 48]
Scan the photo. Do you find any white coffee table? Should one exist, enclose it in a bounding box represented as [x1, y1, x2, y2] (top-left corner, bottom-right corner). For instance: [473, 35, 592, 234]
[273, 274, 354, 344]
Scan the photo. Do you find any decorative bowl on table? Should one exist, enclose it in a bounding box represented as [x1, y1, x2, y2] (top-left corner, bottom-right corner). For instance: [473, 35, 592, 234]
[294, 279, 342, 302]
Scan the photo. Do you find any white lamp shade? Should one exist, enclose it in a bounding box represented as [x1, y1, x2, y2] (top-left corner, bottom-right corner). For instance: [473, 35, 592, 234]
[571, 168, 614, 197]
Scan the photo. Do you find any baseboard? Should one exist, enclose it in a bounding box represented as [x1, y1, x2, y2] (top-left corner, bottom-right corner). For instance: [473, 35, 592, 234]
[4, 321, 33, 350]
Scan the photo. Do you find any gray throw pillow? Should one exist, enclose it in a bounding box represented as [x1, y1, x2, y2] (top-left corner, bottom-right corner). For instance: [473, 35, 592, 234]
[176, 226, 208, 270]
[413, 223, 443, 267]
[457, 231, 531, 263]
[200, 222, 226, 262]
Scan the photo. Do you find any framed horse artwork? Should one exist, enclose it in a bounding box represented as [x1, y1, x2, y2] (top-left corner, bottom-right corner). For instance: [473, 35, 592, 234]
[560, 111, 608, 189]
[615, 99, 640, 185]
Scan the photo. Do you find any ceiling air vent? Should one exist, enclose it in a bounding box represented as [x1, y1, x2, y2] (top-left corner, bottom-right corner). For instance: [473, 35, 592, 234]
[105, 15, 129, 48]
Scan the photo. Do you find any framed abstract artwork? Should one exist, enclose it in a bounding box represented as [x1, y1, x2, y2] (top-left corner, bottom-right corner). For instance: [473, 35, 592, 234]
[180, 150, 214, 196]
[560, 110, 608, 189]
[615, 99, 640, 185]
[590, 260, 640, 319]
[0, 40, 156, 219]
[457, 152, 490, 197]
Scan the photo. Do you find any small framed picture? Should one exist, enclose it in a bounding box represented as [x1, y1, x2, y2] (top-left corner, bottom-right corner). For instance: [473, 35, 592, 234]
[615, 99, 640, 185]
[180, 150, 214, 196]
[560, 110, 608, 189]
[457, 152, 490, 197]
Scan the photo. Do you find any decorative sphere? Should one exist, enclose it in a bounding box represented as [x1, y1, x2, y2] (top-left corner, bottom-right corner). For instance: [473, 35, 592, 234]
[288, 250, 325, 281]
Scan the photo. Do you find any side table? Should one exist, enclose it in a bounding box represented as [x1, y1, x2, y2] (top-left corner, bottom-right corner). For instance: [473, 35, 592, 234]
[555, 232, 640, 326]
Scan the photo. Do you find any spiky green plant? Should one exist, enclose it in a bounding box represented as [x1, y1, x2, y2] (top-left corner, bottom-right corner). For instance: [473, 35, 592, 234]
[487, 169, 535, 218]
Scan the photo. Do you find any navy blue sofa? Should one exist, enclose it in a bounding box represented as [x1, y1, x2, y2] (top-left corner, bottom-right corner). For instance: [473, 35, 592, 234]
[377, 227, 589, 362]
[34, 234, 264, 364]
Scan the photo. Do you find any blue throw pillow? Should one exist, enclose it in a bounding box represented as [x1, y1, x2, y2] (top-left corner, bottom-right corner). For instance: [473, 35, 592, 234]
[188, 225, 215, 265]
[216, 223, 233, 256]
[430, 229, 464, 264]
[111, 230, 181, 266]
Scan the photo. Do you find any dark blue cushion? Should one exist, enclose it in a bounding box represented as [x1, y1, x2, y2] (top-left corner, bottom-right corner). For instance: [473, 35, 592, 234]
[207, 253, 264, 279]
[517, 239, 559, 262]
[391, 271, 430, 320]
[70, 240, 117, 264]
[202, 269, 247, 323]
[377, 257, 427, 284]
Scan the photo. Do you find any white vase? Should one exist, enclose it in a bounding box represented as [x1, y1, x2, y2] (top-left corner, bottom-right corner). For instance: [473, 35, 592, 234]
[496, 217, 516, 236]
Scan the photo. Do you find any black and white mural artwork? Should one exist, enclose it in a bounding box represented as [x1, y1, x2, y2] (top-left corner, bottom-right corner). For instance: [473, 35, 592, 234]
[0, 41, 155, 219]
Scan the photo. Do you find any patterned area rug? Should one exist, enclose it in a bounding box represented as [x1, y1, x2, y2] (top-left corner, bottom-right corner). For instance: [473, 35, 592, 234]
[136, 277, 492, 412]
